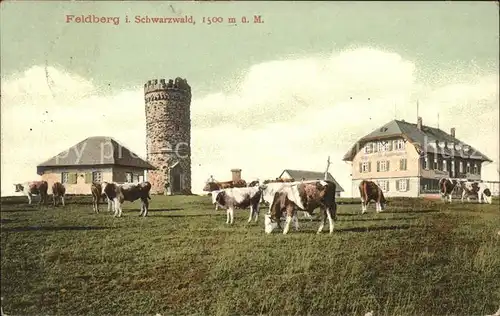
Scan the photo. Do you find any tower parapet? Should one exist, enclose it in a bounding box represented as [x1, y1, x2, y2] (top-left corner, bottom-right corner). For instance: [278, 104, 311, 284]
[144, 77, 192, 195]
[144, 78, 191, 102]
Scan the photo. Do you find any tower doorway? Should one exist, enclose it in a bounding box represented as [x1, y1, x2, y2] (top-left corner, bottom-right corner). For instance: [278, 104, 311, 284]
[172, 173, 181, 193]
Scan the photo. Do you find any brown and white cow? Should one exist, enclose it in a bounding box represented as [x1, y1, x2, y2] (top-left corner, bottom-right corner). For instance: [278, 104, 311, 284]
[438, 178, 459, 203]
[263, 180, 337, 235]
[203, 179, 247, 192]
[212, 186, 262, 224]
[14, 181, 49, 205]
[458, 181, 492, 204]
[359, 180, 387, 214]
[102, 182, 152, 217]
[51, 182, 66, 207]
[90, 182, 107, 213]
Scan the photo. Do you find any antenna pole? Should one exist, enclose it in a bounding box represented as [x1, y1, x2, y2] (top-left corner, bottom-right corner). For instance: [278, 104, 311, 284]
[437, 113, 440, 129]
[416, 100, 419, 119]
[324, 156, 331, 181]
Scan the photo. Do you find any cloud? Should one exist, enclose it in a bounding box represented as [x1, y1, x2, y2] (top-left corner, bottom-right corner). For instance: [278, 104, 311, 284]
[1, 47, 499, 197]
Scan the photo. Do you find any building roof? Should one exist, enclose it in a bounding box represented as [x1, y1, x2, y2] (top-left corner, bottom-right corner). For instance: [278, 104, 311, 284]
[342, 119, 492, 162]
[279, 169, 345, 192]
[37, 136, 156, 173]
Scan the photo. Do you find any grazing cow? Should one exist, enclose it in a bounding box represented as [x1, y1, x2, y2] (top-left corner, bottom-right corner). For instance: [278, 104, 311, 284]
[203, 179, 247, 192]
[91, 182, 107, 213]
[459, 181, 492, 204]
[359, 180, 387, 214]
[212, 187, 262, 224]
[102, 181, 152, 217]
[263, 180, 337, 235]
[438, 178, 459, 203]
[51, 182, 66, 207]
[13, 181, 49, 205]
[260, 180, 316, 220]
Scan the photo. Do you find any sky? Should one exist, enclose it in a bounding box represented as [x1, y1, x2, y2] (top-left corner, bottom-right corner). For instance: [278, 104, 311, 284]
[1, 1, 499, 197]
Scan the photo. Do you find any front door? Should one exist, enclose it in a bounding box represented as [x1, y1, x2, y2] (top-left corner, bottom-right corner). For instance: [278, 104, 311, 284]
[172, 173, 181, 193]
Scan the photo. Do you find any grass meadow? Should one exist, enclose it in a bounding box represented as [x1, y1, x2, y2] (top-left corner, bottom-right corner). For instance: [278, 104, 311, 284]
[1, 194, 499, 316]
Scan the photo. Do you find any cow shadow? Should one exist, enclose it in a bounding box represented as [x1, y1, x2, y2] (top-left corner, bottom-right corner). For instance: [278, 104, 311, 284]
[3, 226, 113, 232]
[0, 207, 45, 213]
[146, 208, 184, 212]
[152, 213, 217, 218]
[338, 224, 412, 233]
[0, 218, 14, 224]
[382, 209, 439, 214]
[341, 217, 415, 222]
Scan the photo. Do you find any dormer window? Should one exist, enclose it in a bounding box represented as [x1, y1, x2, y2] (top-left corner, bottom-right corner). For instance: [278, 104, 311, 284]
[473, 163, 478, 174]
[459, 161, 464, 173]
[379, 127, 388, 132]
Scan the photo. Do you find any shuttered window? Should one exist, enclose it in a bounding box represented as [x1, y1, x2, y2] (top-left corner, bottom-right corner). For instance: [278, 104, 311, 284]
[84, 172, 92, 184]
[126, 172, 133, 183]
[400, 159, 407, 171]
[68, 173, 77, 184]
[396, 179, 410, 192]
[61, 172, 69, 184]
[92, 171, 102, 183]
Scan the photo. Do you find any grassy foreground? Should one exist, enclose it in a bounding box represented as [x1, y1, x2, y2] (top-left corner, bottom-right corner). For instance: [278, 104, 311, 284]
[1, 195, 499, 316]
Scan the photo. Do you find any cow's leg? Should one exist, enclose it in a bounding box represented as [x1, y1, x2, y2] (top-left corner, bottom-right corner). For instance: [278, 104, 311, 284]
[112, 198, 120, 217]
[254, 203, 260, 222]
[283, 215, 293, 235]
[27, 194, 32, 205]
[375, 202, 381, 213]
[448, 194, 452, 203]
[226, 209, 230, 224]
[326, 207, 335, 234]
[215, 204, 218, 211]
[361, 200, 367, 214]
[107, 198, 113, 212]
[478, 192, 483, 204]
[141, 198, 149, 217]
[317, 208, 326, 234]
[461, 191, 465, 203]
[293, 214, 300, 231]
[247, 205, 254, 223]
[61, 195, 65, 206]
[53, 195, 56, 207]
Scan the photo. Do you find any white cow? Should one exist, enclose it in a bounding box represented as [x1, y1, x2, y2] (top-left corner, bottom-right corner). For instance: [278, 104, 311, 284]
[212, 186, 262, 224]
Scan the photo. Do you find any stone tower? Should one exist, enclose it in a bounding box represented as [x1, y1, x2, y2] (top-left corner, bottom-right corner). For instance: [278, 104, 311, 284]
[144, 78, 192, 195]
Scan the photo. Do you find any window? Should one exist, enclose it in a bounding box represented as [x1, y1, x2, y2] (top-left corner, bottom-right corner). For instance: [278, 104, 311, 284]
[61, 172, 69, 184]
[400, 158, 407, 171]
[126, 172, 133, 183]
[466, 162, 470, 173]
[364, 143, 372, 154]
[397, 179, 409, 192]
[395, 139, 405, 150]
[443, 160, 447, 172]
[377, 180, 389, 192]
[459, 161, 464, 173]
[377, 160, 389, 172]
[473, 164, 478, 175]
[433, 157, 438, 170]
[92, 171, 102, 183]
[451, 160, 455, 176]
[361, 162, 370, 173]
[424, 156, 429, 170]
[378, 141, 389, 152]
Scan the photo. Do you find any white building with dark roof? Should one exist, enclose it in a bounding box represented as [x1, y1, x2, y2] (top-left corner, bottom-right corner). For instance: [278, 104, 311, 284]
[342, 117, 493, 197]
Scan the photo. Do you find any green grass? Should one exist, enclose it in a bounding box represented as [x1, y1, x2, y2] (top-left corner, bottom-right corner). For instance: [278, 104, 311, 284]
[1, 195, 499, 316]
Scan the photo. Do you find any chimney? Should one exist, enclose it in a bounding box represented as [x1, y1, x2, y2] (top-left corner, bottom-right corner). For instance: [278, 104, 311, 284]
[417, 116, 422, 130]
[231, 169, 242, 182]
[450, 127, 455, 138]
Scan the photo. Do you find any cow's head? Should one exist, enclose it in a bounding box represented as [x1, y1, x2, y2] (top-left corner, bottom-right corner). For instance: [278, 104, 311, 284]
[264, 213, 278, 234]
[13, 184, 23, 192]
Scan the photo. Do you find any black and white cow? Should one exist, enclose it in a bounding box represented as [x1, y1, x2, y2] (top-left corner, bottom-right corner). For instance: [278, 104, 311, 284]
[438, 178, 459, 203]
[458, 180, 492, 204]
[102, 182, 152, 217]
[263, 180, 337, 235]
[260, 180, 317, 220]
[212, 186, 262, 224]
